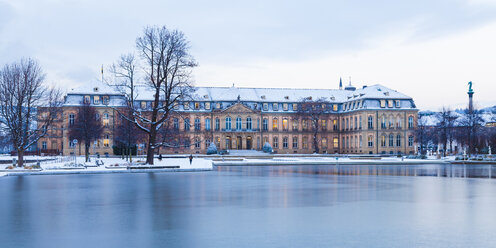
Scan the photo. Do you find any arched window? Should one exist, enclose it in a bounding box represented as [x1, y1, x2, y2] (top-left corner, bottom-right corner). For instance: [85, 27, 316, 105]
[396, 134, 401, 147]
[262, 118, 268, 131]
[205, 118, 211, 131]
[184, 118, 190, 131]
[282, 118, 289, 131]
[225, 117, 231, 130]
[236, 117, 242, 130]
[272, 118, 278, 130]
[215, 118, 220, 131]
[368, 116, 373, 129]
[194, 118, 201, 131]
[397, 117, 402, 129]
[381, 116, 386, 129]
[389, 134, 394, 147]
[173, 118, 179, 130]
[246, 117, 252, 130]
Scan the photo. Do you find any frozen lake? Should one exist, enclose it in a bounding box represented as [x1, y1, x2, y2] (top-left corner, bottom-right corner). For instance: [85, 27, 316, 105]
[1, 164, 496, 248]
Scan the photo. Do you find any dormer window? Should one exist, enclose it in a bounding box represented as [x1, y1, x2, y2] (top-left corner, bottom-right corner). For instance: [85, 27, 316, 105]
[384, 92, 390, 96]
[387, 100, 393, 108]
[102, 95, 109, 105]
[283, 103, 288, 111]
[205, 102, 211, 110]
[261, 95, 266, 99]
[263, 103, 268, 111]
[173, 102, 179, 110]
[194, 102, 200, 109]
[93, 87, 99, 92]
[380, 100, 386, 108]
[93, 95, 100, 104]
[84, 95, 91, 104]
[284, 96, 289, 100]
[330, 96, 335, 101]
[203, 94, 209, 99]
[216, 102, 221, 109]
[395, 100, 400, 108]
[141, 101, 147, 109]
[184, 102, 189, 110]
[292, 104, 298, 111]
[273, 103, 278, 111]
[333, 104, 338, 111]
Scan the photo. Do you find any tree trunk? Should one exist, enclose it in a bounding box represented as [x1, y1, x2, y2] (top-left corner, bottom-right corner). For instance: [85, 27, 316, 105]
[146, 130, 156, 165]
[17, 149, 24, 167]
[85, 143, 89, 162]
[129, 146, 132, 163]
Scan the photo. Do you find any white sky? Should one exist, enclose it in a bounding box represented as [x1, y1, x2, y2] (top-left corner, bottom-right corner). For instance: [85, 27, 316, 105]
[1, 0, 496, 110]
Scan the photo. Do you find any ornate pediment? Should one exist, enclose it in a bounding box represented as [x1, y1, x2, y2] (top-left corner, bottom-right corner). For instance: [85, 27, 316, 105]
[221, 103, 258, 114]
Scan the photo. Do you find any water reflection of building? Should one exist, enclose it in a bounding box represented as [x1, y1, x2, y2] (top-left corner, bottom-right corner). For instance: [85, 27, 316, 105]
[39, 81, 418, 155]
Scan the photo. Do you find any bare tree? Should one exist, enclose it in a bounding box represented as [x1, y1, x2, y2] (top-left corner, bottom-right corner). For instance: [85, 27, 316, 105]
[415, 114, 431, 155]
[296, 98, 329, 153]
[0, 58, 61, 167]
[109, 26, 197, 164]
[457, 108, 484, 154]
[113, 108, 143, 162]
[436, 107, 457, 157]
[68, 103, 104, 162]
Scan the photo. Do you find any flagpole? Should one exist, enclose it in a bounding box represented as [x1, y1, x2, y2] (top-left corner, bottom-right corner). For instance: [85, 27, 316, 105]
[101, 64, 104, 83]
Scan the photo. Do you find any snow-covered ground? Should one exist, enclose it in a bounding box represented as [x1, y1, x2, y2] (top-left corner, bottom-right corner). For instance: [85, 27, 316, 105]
[0, 156, 213, 176]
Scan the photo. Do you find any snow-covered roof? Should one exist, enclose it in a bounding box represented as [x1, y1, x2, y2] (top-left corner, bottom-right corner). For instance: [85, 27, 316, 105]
[67, 80, 121, 96]
[131, 84, 413, 103]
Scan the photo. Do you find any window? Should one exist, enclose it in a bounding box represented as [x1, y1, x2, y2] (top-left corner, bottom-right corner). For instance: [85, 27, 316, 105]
[103, 134, 110, 147]
[408, 136, 414, 147]
[333, 137, 339, 148]
[381, 135, 386, 147]
[184, 102, 189, 110]
[42, 141, 47, 150]
[333, 119, 338, 130]
[173, 102, 179, 110]
[380, 100, 386, 108]
[103, 95, 109, 105]
[333, 104, 338, 111]
[388, 117, 394, 129]
[69, 114, 75, 127]
[205, 139, 211, 148]
[395, 100, 400, 108]
[84, 95, 90, 104]
[283, 103, 288, 111]
[141, 101, 147, 109]
[205, 102, 211, 110]
[173, 118, 179, 130]
[283, 137, 288, 148]
[359, 116, 362, 129]
[292, 137, 298, 148]
[388, 100, 393, 108]
[303, 137, 308, 149]
[408, 116, 414, 129]
[246, 117, 252, 130]
[346, 118, 349, 130]
[263, 103, 268, 111]
[225, 136, 231, 149]
[93, 95, 100, 104]
[292, 119, 299, 130]
[272, 118, 278, 130]
[184, 118, 190, 131]
[389, 134, 394, 147]
[236, 117, 242, 130]
[194, 102, 200, 109]
[273, 137, 279, 148]
[215, 118, 220, 131]
[381, 116, 387, 129]
[263, 118, 268, 131]
[359, 135, 363, 148]
[205, 118, 211, 131]
[354, 117, 357, 130]
[273, 103, 278, 111]
[302, 119, 308, 130]
[282, 118, 288, 131]
[368, 135, 373, 147]
[368, 116, 373, 129]
[396, 134, 401, 147]
[103, 113, 109, 127]
[321, 137, 327, 149]
[292, 104, 298, 111]
[216, 102, 221, 109]
[195, 118, 201, 131]
[225, 117, 232, 130]
[321, 120, 327, 130]
[195, 138, 201, 149]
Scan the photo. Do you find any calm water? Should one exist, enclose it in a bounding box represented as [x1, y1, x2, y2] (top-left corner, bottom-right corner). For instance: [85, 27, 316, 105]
[1, 164, 496, 248]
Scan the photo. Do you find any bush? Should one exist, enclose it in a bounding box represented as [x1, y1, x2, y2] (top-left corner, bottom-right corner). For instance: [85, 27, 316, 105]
[262, 142, 273, 153]
[207, 142, 218, 155]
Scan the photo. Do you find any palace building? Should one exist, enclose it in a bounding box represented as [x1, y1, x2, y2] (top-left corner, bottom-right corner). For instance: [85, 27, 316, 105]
[38, 81, 418, 156]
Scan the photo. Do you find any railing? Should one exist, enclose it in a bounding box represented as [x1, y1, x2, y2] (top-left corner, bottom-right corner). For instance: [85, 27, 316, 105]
[221, 128, 260, 132]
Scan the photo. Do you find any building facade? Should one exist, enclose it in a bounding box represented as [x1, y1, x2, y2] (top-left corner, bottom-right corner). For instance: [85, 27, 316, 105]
[38, 83, 418, 155]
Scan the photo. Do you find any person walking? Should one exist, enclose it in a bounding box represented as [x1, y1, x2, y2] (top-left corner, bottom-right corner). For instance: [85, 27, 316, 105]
[189, 154, 193, 164]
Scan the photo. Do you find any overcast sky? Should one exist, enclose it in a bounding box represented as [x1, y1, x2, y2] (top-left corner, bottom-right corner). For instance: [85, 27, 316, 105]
[1, 0, 496, 110]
